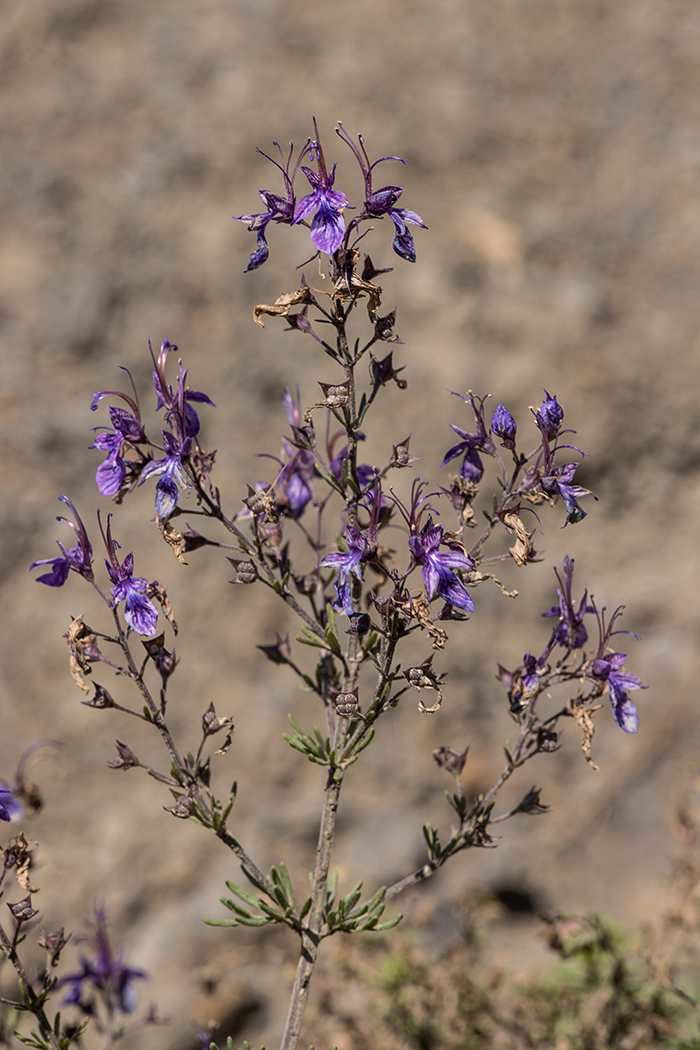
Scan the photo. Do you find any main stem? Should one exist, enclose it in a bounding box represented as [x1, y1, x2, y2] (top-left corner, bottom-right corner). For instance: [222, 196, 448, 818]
[279, 769, 342, 1050]
[279, 308, 360, 1050]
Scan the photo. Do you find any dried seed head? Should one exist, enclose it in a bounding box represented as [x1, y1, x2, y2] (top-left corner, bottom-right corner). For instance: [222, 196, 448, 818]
[334, 692, 360, 717]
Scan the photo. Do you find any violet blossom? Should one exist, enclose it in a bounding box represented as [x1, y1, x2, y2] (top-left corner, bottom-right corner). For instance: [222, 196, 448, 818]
[541, 462, 594, 525]
[0, 782, 22, 823]
[586, 604, 646, 734]
[320, 487, 384, 614]
[140, 431, 192, 519]
[292, 129, 350, 256]
[543, 556, 595, 649]
[100, 514, 158, 636]
[233, 141, 305, 271]
[90, 385, 145, 497]
[408, 518, 475, 612]
[60, 904, 148, 1016]
[30, 495, 94, 587]
[441, 393, 496, 481]
[336, 123, 427, 262]
[151, 339, 214, 439]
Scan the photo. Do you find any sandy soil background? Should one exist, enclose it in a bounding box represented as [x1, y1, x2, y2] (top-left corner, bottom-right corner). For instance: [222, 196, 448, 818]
[2, 0, 700, 1046]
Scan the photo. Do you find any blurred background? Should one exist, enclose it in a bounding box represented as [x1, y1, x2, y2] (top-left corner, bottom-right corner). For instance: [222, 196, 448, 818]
[2, 0, 700, 1046]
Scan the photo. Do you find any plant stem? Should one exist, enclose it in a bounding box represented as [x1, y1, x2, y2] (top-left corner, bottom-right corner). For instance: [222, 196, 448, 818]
[279, 769, 342, 1050]
[0, 923, 60, 1050]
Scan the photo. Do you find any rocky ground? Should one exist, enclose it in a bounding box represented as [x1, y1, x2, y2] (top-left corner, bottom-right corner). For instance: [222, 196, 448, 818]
[2, 0, 700, 1046]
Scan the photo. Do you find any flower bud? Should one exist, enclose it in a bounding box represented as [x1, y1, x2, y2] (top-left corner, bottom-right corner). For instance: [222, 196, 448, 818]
[534, 391, 564, 439]
[491, 404, 517, 449]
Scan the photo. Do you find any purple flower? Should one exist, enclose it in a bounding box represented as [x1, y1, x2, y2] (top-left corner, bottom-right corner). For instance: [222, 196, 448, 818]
[534, 390, 564, 440]
[100, 514, 158, 636]
[292, 128, 350, 256]
[140, 430, 192, 518]
[491, 404, 517, 449]
[30, 496, 94, 586]
[0, 782, 22, 823]
[151, 340, 214, 439]
[234, 141, 304, 271]
[408, 518, 474, 612]
[541, 462, 593, 525]
[336, 124, 427, 262]
[543, 556, 595, 649]
[321, 524, 375, 615]
[90, 382, 145, 497]
[441, 393, 495, 480]
[60, 904, 148, 1016]
[522, 650, 550, 692]
[586, 604, 646, 734]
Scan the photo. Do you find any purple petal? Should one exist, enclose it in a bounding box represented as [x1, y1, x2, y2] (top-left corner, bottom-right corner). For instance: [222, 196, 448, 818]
[292, 191, 320, 225]
[0, 783, 23, 823]
[608, 678, 639, 733]
[124, 591, 158, 636]
[155, 475, 179, 518]
[96, 453, 126, 496]
[30, 557, 71, 587]
[434, 563, 474, 612]
[395, 207, 427, 228]
[309, 199, 346, 255]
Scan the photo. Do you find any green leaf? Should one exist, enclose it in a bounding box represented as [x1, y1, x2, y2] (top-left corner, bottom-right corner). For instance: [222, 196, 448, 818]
[225, 881, 261, 909]
[326, 870, 339, 910]
[299, 897, 312, 920]
[241, 865, 271, 895]
[340, 881, 363, 915]
[296, 628, 331, 651]
[270, 867, 293, 911]
[221, 782, 238, 822]
[278, 861, 295, 907]
[374, 913, 404, 931]
[346, 727, 375, 762]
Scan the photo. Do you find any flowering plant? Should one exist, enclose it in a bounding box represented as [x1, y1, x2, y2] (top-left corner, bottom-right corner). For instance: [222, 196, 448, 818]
[0, 121, 645, 1050]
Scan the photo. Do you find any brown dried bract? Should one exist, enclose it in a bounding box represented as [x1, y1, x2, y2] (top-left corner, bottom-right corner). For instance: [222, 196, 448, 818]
[147, 581, 178, 635]
[6, 833, 39, 894]
[157, 516, 188, 564]
[253, 284, 314, 328]
[399, 591, 448, 650]
[465, 570, 518, 599]
[502, 510, 534, 566]
[66, 615, 98, 694]
[569, 697, 602, 771]
[330, 257, 382, 321]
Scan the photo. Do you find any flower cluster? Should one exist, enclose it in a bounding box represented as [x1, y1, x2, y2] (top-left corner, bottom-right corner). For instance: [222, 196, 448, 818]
[441, 390, 595, 527]
[30, 497, 158, 637]
[90, 339, 213, 517]
[234, 121, 426, 271]
[500, 558, 645, 734]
